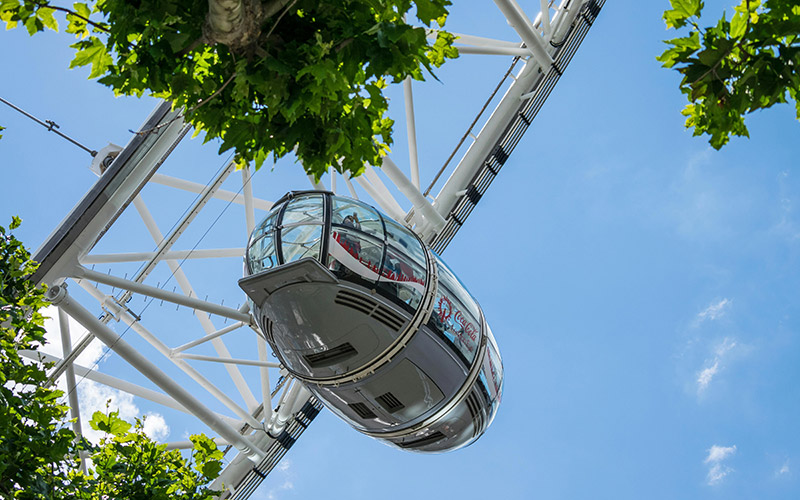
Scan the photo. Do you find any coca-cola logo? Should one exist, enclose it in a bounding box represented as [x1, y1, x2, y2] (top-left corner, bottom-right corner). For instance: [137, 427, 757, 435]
[437, 295, 452, 323]
[454, 309, 478, 343]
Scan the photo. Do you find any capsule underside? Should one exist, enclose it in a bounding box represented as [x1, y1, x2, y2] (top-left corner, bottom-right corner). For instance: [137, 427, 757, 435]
[239, 191, 502, 452]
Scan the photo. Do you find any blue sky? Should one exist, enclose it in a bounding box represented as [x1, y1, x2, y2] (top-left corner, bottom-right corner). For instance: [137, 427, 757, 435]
[2, 0, 800, 499]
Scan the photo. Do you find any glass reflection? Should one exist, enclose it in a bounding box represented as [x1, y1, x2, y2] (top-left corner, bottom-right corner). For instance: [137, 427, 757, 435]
[248, 231, 278, 273]
[281, 194, 324, 225]
[331, 197, 384, 239]
[281, 225, 322, 263]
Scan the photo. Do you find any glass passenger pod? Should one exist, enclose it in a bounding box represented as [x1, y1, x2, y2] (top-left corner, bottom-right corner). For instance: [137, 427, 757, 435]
[382, 322, 503, 453]
[243, 192, 434, 382]
[242, 191, 502, 452]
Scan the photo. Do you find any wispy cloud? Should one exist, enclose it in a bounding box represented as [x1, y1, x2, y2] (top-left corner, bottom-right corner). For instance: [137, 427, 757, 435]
[705, 444, 736, 485]
[696, 360, 719, 393]
[714, 337, 737, 357]
[775, 459, 790, 478]
[697, 298, 731, 323]
[41, 305, 170, 443]
[772, 170, 800, 241]
[265, 459, 295, 500]
[696, 337, 737, 395]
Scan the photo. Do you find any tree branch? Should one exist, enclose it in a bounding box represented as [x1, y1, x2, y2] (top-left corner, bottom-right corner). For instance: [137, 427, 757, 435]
[188, 71, 238, 115]
[35, 2, 109, 32]
[203, 0, 262, 48]
[263, 0, 297, 40]
[262, 0, 294, 19]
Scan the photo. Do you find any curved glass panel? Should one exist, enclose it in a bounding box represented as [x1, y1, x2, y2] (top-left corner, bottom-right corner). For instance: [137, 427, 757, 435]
[281, 194, 324, 226]
[429, 285, 481, 365]
[247, 230, 278, 273]
[480, 326, 503, 425]
[254, 210, 279, 236]
[331, 196, 384, 239]
[383, 218, 426, 267]
[379, 246, 425, 310]
[434, 254, 482, 323]
[328, 227, 384, 284]
[247, 207, 282, 274]
[281, 225, 322, 263]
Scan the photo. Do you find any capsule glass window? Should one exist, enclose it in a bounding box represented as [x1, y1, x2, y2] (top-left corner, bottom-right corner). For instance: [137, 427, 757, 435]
[247, 210, 280, 274]
[379, 246, 425, 310]
[331, 197, 384, 239]
[429, 285, 481, 365]
[248, 231, 279, 273]
[383, 218, 426, 268]
[280, 194, 325, 226]
[433, 254, 482, 324]
[280, 225, 323, 264]
[328, 227, 384, 284]
[481, 328, 503, 424]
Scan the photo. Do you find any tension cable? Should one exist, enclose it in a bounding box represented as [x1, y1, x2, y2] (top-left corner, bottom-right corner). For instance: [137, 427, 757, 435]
[0, 95, 98, 157]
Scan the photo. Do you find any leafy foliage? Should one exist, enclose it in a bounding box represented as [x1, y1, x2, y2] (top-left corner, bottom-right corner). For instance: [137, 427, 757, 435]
[0, 217, 74, 499]
[0, 0, 457, 179]
[66, 411, 222, 499]
[0, 220, 222, 499]
[657, 0, 800, 148]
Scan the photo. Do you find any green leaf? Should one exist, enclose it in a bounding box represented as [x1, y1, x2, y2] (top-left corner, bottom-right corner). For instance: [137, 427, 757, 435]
[36, 6, 58, 31]
[663, 0, 704, 28]
[200, 460, 222, 479]
[89, 410, 132, 436]
[0, 0, 19, 11]
[73, 1, 90, 19]
[730, 10, 747, 38]
[414, 0, 448, 25]
[657, 32, 701, 68]
[9, 215, 21, 229]
[69, 36, 112, 79]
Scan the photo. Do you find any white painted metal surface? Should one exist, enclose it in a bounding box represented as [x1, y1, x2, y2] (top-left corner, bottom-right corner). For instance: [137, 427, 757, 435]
[31, 1, 603, 497]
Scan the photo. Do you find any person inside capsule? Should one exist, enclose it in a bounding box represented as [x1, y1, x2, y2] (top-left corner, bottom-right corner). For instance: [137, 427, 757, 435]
[240, 191, 503, 452]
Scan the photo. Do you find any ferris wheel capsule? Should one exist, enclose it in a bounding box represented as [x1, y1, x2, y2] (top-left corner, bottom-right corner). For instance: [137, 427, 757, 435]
[239, 190, 503, 452]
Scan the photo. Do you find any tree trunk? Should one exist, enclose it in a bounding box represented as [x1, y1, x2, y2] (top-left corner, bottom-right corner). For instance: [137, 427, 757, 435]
[204, 0, 293, 49]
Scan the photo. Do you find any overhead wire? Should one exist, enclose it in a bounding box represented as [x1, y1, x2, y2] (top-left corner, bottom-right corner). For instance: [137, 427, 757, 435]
[57, 152, 260, 433]
[0, 95, 98, 157]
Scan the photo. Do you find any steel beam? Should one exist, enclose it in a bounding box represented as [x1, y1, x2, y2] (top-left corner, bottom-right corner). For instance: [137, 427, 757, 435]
[173, 321, 247, 353]
[81, 248, 245, 264]
[380, 157, 446, 234]
[132, 196, 260, 413]
[149, 173, 273, 211]
[74, 278, 262, 428]
[74, 266, 252, 323]
[32, 102, 188, 287]
[172, 353, 281, 369]
[403, 77, 421, 190]
[47, 284, 266, 462]
[493, 0, 555, 69]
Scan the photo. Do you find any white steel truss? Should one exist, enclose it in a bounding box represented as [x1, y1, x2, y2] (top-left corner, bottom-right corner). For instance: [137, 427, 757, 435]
[29, 1, 604, 498]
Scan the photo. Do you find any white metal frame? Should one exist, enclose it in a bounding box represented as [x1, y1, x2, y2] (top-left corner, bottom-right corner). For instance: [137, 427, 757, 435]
[30, 1, 603, 498]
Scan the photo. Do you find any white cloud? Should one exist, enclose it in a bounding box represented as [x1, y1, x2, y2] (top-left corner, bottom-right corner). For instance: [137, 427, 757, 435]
[264, 459, 294, 500]
[705, 445, 736, 486]
[696, 361, 719, 393]
[697, 298, 731, 322]
[696, 337, 737, 395]
[40, 305, 170, 444]
[707, 463, 731, 485]
[41, 305, 105, 367]
[142, 413, 170, 442]
[706, 445, 737, 463]
[714, 337, 737, 357]
[775, 459, 790, 478]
